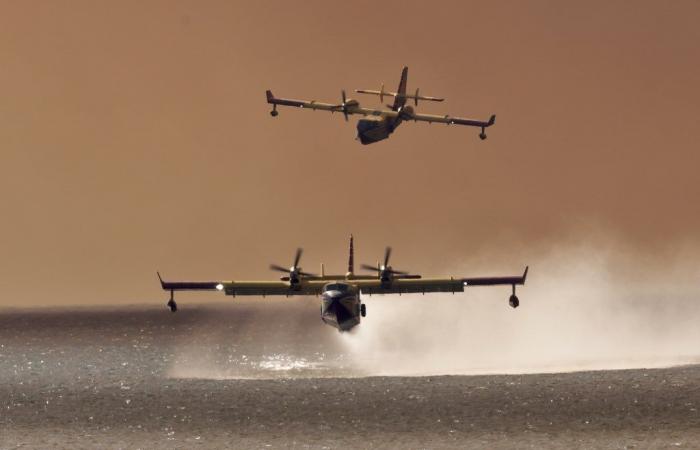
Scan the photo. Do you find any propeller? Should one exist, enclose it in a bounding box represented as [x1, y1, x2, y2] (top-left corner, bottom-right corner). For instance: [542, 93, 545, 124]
[270, 248, 316, 284]
[340, 90, 350, 121]
[333, 90, 356, 121]
[361, 247, 421, 282]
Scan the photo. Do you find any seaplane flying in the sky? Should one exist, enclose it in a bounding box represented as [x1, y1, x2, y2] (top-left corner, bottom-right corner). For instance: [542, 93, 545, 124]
[266, 66, 496, 145]
[158, 236, 528, 332]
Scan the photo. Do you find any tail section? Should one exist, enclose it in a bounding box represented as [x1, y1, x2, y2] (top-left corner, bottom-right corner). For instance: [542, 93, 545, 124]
[356, 67, 443, 107]
[391, 67, 408, 111]
[347, 235, 355, 274]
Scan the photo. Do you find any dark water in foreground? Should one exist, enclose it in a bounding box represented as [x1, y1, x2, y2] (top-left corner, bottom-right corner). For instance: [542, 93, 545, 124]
[1, 304, 699, 449]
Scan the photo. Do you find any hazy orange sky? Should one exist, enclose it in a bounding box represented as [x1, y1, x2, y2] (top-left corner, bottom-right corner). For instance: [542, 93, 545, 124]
[1, 1, 699, 306]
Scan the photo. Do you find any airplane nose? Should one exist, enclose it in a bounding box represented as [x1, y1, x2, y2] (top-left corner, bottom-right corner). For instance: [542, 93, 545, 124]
[322, 296, 342, 318]
[321, 295, 358, 331]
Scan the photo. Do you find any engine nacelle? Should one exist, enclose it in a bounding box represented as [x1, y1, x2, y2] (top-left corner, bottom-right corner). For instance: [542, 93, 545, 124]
[397, 105, 415, 120]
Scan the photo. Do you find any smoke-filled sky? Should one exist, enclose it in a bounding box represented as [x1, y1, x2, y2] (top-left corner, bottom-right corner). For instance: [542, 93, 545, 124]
[1, 1, 699, 306]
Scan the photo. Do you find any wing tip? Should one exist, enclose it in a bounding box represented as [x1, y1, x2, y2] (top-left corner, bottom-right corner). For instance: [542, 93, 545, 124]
[522, 266, 529, 284]
[266, 90, 274, 102]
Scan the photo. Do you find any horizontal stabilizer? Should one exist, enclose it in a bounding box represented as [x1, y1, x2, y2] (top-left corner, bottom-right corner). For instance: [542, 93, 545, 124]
[355, 89, 444, 104]
[414, 95, 444, 102]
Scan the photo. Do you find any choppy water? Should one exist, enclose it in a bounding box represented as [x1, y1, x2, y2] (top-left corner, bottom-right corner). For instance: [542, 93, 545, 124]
[3, 304, 700, 449]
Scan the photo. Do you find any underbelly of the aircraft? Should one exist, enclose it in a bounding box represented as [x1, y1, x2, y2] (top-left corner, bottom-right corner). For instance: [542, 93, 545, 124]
[321, 296, 361, 331]
[356, 118, 391, 145]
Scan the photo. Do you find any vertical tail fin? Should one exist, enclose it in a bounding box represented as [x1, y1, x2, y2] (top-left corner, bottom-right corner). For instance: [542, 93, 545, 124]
[348, 235, 354, 274]
[391, 66, 408, 111]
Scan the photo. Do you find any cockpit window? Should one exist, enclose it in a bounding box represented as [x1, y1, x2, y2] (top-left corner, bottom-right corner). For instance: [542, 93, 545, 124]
[324, 283, 348, 292]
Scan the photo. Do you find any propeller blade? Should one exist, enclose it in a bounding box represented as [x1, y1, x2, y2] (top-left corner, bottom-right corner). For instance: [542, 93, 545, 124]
[360, 264, 381, 272]
[394, 274, 422, 279]
[341, 90, 349, 121]
[387, 268, 409, 276]
[293, 248, 303, 268]
[384, 247, 392, 268]
[270, 264, 289, 273]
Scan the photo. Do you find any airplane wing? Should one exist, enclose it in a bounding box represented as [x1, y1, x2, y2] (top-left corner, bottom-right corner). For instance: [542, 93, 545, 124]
[355, 266, 528, 295]
[266, 90, 397, 118]
[158, 273, 324, 297]
[266, 90, 342, 112]
[410, 112, 496, 129]
[462, 266, 528, 287]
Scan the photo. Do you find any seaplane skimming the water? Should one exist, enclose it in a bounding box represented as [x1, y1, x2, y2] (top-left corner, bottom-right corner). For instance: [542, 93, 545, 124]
[158, 236, 527, 332]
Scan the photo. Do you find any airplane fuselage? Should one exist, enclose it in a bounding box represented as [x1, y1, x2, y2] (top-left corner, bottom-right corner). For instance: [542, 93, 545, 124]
[356, 106, 413, 145]
[320, 282, 363, 331]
